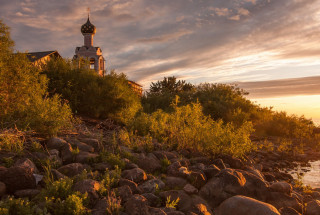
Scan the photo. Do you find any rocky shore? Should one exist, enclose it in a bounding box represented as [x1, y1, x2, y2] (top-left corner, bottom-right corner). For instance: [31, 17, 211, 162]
[0, 123, 320, 215]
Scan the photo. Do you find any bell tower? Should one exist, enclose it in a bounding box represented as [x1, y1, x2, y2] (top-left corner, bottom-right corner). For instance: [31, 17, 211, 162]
[73, 10, 106, 76]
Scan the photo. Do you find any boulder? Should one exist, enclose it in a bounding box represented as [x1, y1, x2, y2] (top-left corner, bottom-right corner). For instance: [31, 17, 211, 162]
[0, 166, 36, 193]
[270, 181, 292, 195]
[216, 195, 280, 215]
[199, 168, 246, 207]
[75, 151, 98, 163]
[279, 207, 301, 215]
[14, 189, 40, 198]
[187, 171, 206, 189]
[164, 177, 187, 189]
[148, 207, 166, 215]
[51, 169, 66, 180]
[57, 163, 87, 177]
[93, 162, 113, 172]
[71, 140, 94, 152]
[266, 192, 301, 212]
[142, 193, 161, 207]
[119, 178, 142, 194]
[14, 158, 39, 173]
[212, 159, 226, 169]
[77, 138, 101, 152]
[167, 162, 190, 177]
[125, 194, 150, 215]
[0, 182, 6, 196]
[139, 178, 165, 193]
[136, 153, 161, 173]
[122, 168, 147, 184]
[46, 137, 68, 150]
[204, 164, 220, 179]
[115, 185, 133, 203]
[306, 200, 320, 215]
[73, 179, 100, 201]
[60, 143, 74, 164]
[183, 184, 198, 194]
[153, 151, 178, 161]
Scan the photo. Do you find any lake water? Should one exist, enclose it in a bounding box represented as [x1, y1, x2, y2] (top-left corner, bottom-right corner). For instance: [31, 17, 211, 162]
[288, 160, 320, 188]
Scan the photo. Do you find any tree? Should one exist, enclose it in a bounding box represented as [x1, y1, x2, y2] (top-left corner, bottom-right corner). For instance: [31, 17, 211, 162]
[149, 76, 194, 95]
[0, 20, 73, 136]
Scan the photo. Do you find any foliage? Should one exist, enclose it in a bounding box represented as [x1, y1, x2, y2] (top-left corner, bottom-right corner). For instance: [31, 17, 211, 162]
[143, 77, 317, 142]
[51, 194, 88, 215]
[0, 129, 25, 154]
[105, 191, 122, 215]
[131, 98, 255, 157]
[0, 20, 73, 136]
[0, 196, 46, 215]
[165, 196, 180, 209]
[99, 166, 121, 196]
[42, 58, 141, 124]
[160, 158, 171, 173]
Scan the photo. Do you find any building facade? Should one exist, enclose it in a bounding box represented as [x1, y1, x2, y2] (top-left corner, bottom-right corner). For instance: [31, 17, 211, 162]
[73, 16, 105, 76]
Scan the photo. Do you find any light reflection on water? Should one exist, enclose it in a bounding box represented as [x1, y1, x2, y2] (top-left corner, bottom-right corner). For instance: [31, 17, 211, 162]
[289, 160, 320, 188]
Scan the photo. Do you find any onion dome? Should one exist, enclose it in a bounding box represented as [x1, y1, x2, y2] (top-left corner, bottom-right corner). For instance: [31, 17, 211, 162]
[81, 17, 96, 35]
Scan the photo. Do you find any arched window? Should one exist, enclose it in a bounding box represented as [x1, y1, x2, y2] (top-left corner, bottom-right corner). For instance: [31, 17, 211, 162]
[90, 58, 95, 70]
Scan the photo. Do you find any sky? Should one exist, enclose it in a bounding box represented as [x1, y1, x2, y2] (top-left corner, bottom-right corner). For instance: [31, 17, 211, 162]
[1, 0, 320, 123]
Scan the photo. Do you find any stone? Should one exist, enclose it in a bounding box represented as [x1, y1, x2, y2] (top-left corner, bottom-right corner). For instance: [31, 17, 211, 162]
[60, 143, 74, 164]
[216, 195, 280, 215]
[187, 171, 206, 189]
[267, 192, 301, 211]
[125, 194, 150, 215]
[148, 207, 166, 215]
[122, 168, 147, 184]
[14, 158, 38, 173]
[57, 163, 86, 177]
[306, 200, 320, 215]
[136, 153, 161, 173]
[51, 169, 66, 180]
[220, 155, 244, 169]
[93, 162, 113, 172]
[204, 164, 220, 179]
[212, 159, 226, 169]
[279, 207, 301, 215]
[14, 189, 40, 198]
[270, 181, 292, 194]
[78, 138, 101, 152]
[71, 140, 94, 152]
[139, 179, 165, 193]
[0, 182, 6, 196]
[119, 178, 142, 194]
[264, 172, 277, 182]
[75, 151, 98, 163]
[0, 166, 36, 193]
[164, 177, 188, 189]
[73, 179, 100, 201]
[46, 137, 68, 150]
[183, 184, 198, 194]
[142, 193, 161, 207]
[153, 151, 178, 161]
[199, 168, 246, 207]
[115, 185, 133, 203]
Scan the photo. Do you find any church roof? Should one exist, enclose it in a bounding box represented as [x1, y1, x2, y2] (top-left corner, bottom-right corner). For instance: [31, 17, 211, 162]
[26, 50, 61, 62]
[81, 17, 96, 34]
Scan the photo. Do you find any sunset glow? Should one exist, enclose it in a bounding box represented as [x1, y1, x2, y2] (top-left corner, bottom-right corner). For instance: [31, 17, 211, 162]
[1, 0, 320, 123]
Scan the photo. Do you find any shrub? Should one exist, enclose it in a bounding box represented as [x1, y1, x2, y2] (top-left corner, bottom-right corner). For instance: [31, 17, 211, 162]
[0, 20, 73, 136]
[0, 196, 46, 215]
[42, 58, 141, 124]
[0, 129, 24, 154]
[131, 98, 255, 158]
[52, 194, 88, 215]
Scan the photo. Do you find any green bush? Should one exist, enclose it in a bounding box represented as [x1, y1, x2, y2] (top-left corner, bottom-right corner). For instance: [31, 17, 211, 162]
[42, 58, 141, 124]
[0, 196, 46, 215]
[0, 20, 73, 136]
[131, 98, 255, 158]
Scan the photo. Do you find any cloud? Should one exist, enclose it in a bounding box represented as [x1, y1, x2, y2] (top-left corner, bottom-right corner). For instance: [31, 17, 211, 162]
[1, 0, 320, 88]
[237, 76, 320, 98]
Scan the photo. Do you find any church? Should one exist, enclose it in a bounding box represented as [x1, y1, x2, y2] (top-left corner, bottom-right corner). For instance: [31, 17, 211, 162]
[73, 15, 105, 76]
[26, 14, 143, 96]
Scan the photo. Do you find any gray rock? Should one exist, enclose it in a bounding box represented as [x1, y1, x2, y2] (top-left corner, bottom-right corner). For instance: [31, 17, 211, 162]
[216, 195, 280, 215]
[139, 178, 165, 193]
[57, 163, 86, 177]
[122, 168, 147, 184]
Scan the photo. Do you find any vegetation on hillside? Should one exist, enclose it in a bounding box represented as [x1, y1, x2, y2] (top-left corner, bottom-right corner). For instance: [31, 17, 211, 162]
[0, 20, 73, 136]
[42, 58, 141, 125]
